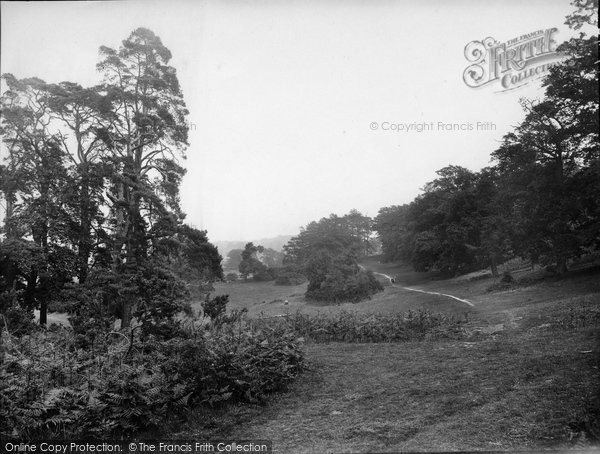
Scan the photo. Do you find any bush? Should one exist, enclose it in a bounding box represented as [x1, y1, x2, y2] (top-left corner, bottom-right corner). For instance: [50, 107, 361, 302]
[162, 326, 304, 404]
[307, 268, 383, 303]
[252, 309, 468, 343]
[225, 272, 238, 282]
[0, 309, 305, 440]
[201, 293, 229, 322]
[252, 267, 277, 282]
[0, 291, 37, 336]
[304, 252, 383, 303]
[500, 271, 514, 283]
[274, 266, 306, 285]
[486, 282, 514, 292]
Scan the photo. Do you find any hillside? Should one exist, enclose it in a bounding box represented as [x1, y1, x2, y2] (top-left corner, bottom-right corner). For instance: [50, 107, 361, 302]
[214, 235, 294, 259]
[184, 262, 600, 452]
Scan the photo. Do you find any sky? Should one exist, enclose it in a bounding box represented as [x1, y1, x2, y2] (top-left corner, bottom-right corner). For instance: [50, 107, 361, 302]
[0, 0, 578, 241]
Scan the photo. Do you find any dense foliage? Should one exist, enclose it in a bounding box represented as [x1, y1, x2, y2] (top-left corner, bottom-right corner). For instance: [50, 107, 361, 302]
[0, 28, 223, 330]
[283, 211, 383, 302]
[1, 312, 304, 439]
[0, 28, 305, 441]
[253, 309, 469, 343]
[235, 242, 285, 281]
[374, 17, 599, 276]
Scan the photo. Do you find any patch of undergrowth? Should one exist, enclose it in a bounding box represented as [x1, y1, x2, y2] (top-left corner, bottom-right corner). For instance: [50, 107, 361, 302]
[0, 297, 305, 440]
[252, 309, 470, 343]
[519, 295, 600, 331]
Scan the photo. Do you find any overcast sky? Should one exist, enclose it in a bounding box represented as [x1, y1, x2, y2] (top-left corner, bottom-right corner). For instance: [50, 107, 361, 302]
[1, 0, 577, 241]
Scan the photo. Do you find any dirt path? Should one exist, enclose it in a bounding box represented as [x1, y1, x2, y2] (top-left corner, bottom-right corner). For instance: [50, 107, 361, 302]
[362, 267, 475, 307]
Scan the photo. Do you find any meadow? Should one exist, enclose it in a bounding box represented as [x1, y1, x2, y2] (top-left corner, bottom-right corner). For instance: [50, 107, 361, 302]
[182, 259, 600, 452]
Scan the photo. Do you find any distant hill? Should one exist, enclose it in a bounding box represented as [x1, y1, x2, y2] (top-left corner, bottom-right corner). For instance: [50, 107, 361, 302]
[214, 234, 293, 259]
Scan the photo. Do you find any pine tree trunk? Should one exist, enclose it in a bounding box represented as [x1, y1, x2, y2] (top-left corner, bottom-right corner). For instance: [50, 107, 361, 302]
[77, 171, 92, 283]
[24, 268, 37, 311]
[39, 293, 48, 326]
[121, 300, 132, 329]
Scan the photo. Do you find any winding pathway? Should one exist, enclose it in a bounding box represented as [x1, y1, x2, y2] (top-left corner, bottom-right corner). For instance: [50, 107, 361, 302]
[364, 267, 475, 307]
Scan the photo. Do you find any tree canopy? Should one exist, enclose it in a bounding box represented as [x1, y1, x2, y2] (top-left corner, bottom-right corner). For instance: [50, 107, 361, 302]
[0, 28, 222, 330]
[374, 20, 599, 276]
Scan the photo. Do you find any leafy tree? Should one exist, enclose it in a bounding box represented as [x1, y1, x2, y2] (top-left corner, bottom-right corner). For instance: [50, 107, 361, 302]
[565, 0, 598, 30]
[164, 224, 223, 283]
[374, 6, 599, 277]
[283, 213, 364, 266]
[492, 26, 599, 272]
[376, 166, 510, 276]
[0, 28, 202, 332]
[46, 81, 110, 283]
[342, 209, 374, 256]
[225, 249, 243, 270]
[258, 247, 285, 268]
[284, 212, 383, 301]
[0, 75, 76, 324]
[373, 205, 411, 262]
[304, 250, 382, 303]
[96, 28, 190, 326]
[238, 242, 268, 279]
[475, 168, 513, 277]
[407, 166, 482, 274]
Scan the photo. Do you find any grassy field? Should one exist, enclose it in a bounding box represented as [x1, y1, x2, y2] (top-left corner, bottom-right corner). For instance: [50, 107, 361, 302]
[179, 261, 600, 452]
[194, 267, 476, 319]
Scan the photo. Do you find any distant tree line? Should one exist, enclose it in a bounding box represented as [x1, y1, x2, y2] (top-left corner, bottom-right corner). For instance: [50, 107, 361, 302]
[0, 28, 223, 331]
[375, 11, 598, 276]
[224, 243, 284, 278]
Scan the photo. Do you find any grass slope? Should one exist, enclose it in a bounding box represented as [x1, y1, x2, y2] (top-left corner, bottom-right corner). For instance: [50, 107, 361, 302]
[227, 330, 598, 452]
[183, 263, 600, 452]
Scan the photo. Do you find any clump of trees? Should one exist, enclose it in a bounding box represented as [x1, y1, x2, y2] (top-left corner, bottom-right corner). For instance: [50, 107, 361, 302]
[225, 248, 244, 271]
[274, 264, 306, 285]
[283, 211, 383, 302]
[238, 242, 282, 281]
[374, 9, 599, 277]
[0, 28, 306, 440]
[0, 28, 224, 331]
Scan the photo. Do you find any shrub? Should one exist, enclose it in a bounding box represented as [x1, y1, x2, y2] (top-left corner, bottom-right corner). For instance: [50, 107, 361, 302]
[307, 267, 383, 303]
[0, 316, 305, 439]
[304, 251, 383, 303]
[0, 291, 37, 336]
[486, 282, 514, 292]
[252, 309, 468, 343]
[201, 294, 229, 322]
[252, 267, 277, 282]
[274, 266, 306, 286]
[225, 272, 238, 282]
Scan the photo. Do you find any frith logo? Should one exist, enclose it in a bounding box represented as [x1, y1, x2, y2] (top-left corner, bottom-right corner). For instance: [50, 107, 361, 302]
[463, 28, 567, 91]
